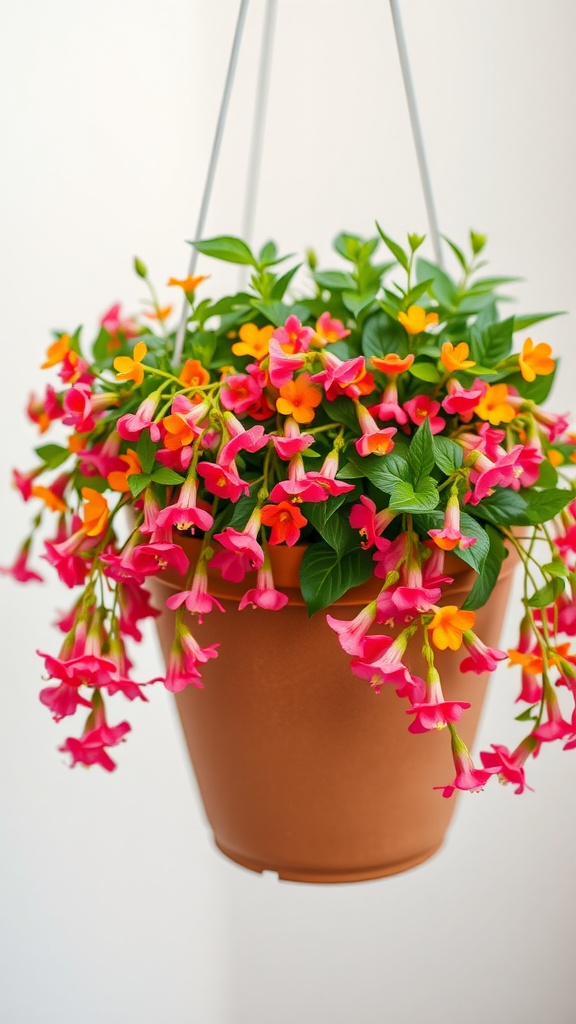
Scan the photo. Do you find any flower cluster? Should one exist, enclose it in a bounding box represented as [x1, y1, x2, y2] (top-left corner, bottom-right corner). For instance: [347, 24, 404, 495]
[4, 228, 576, 792]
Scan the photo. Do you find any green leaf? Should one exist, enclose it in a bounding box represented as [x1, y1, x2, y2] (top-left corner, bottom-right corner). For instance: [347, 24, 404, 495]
[469, 317, 514, 364]
[186, 331, 217, 366]
[522, 487, 574, 524]
[136, 432, 157, 475]
[250, 299, 309, 327]
[442, 236, 468, 272]
[536, 459, 559, 489]
[270, 263, 302, 300]
[191, 235, 257, 266]
[515, 705, 538, 723]
[35, 444, 70, 469]
[416, 257, 457, 308]
[128, 473, 152, 499]
[408, 361, 442, 383]
[314, 270, 356, 291]
[450, 513, 490, 573]
[389, 476, 439, 513]
[474, 489, 529, 526]
[404, 278, 435, 307]
[229, 494, 258, 530]
[346, 451, 412, 494]
[527, 577, 565, 608]
[361, 313, 405, 361]
[408, 420, 434, 482]
[150, 468, 185, 486]
[513, 312, 564, 332]
[375, 224, 409, 271]
[342, 288, 379, 318]
[541, 558, 570, 579]
[461, 525, 507, 610]
[432, 436, 463, 474]
[299, 542, 374, 615]
[333, 232, 379, 263]
[303, 500, 357, 556]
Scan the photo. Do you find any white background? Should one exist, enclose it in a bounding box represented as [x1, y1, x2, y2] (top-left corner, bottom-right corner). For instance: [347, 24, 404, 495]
[1, 2, 576, 1022]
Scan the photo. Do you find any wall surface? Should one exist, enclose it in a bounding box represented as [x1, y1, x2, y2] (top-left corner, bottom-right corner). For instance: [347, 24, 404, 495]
[1, 2, 576, 1022]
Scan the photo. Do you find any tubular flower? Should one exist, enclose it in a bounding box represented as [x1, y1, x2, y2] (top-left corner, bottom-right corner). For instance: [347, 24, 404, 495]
[0, 541, 44, 583]
[428, 606, 476, 651]
[161, 395, 209, 450]
[326, 602, 378, 657]
[238, 553, 289, 611]
[81, 488, 109, 537]
[349, 496, 396, 549]
[113, 342, 148, 386]
[165, 561, 225, 622]
[442, 378, 487, 422]
[276, 373, 323, 424]
[435, 728, 494, 798]
[518, 338, 555, 383]
[474, 383, 516, 426]
[179, 358, 210, 387]
[460, 631, 507, 673]
[429, 492, 477, 551]
[167, 274, 208, 293]
[41, 333, 72, 369]
[260, 501, 308, 546]
[59, 701, 131, 772]
[314, 312, 350, 345]
[370, 352, 415, 375]
[480, 737, 538, 794]
[272, 315, 314, 354]
[403, 394, 446, 434]
[398, 305, 439, 335]
[406, 666, 471, 733]
[440, 341, 476, 374]
[231, 322, 274, 359]
[269, 417, 315, 460]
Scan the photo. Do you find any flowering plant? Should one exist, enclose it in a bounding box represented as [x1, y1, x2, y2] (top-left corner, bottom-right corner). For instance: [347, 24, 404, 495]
[5, 226, 576, 794]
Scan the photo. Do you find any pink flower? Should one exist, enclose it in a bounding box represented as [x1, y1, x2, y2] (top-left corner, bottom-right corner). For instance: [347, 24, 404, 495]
[429, 492, 477, 552]
[117, 579, 160, 641]
[59, 702, 131, 772]
[509, 445, 543, 490]
[349, 496, 396, 549]
[272, 315, 313, 353]
[441, 379, 487, 422]
[166, 561, 225, 622]
[310, 352, 374, 401]
[533, 687, 573, 742]
[100, 303, 140, 341]
[196, 460, 251, 502]
[62, 382, 95, 432]
[130, 542, 190, 578]
[391, 553, 442, 615]
[406, 667, 470, 733]
[314, 311, 350, 344]
[403, 394, 446, 434]
[350, 630, 415, 693]
[460, 631, 507, 674]
[301, 450, 356, 498]
[238, 557, 289, 611]
[212, 509, 265, 583]
[220, 372, 264, 415]
[12, 466, 43, 501]
[435, 729, 494, 798]
[369, 381, 408, 425]
[0, 542, 43, 583]
[268, 454, 328, 503]
[354, 403, 397, 457]
[218, 413, 269, 465]
[164, 621, 220, 693]
[155, 476, 214, 533]
[372, 534, 408, 581]
[117, 392, 162, 442]
[269, 417, 315, 460]
[465, 445, 524, 504]
[480, 737, 538, 794]
[326, 601, 377, 656]
[40, 682, 93, 720]
[267, 339, 307, 388]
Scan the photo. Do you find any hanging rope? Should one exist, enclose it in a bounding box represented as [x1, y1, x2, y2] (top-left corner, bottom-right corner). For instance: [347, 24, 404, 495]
[388, 0, 443, 266]
[241, 0, 278, 248]
[173, 0, 251, 365]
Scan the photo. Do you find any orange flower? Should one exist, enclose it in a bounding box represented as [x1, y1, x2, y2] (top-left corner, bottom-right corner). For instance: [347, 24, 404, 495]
[519, 338, 555, 383]
[167, 274, 209, 292]
[179, 358, 210, 387]
[440, 341, 476, 373]
[398, 305, 439, 335]
[548, 449, 564, 467]
[81, 488, 109, 537]
[30, 485, 68, 513]
[507, 649, 544, 674]
[232, 322, 274, 360]
[260, 501, 308, 545]
[41, 333, 71, 369]
[143, 306, 172, 321]
[428, 606, 476, 651]
[68, 433, 87, 453]
[370, 352, 415, 375]
[474, 383, 516, 425]
[276, 373, 323, 424]
[107, 450, 142, 492]
[161, 413, 196, 450]
[113, 342, 148, 387]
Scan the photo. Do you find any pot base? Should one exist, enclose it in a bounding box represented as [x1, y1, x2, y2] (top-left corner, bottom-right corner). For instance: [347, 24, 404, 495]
[214, 838, 443, 884]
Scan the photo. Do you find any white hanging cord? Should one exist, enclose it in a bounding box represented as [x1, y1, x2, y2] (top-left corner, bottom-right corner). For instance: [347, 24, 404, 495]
[173, 0, 251, 366]
[241, 0, 278, 249]
[388, 0, 443, 267]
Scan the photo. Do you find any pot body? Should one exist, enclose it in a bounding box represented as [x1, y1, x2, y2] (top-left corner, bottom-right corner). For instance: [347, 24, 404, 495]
[150, 542, 517, 883]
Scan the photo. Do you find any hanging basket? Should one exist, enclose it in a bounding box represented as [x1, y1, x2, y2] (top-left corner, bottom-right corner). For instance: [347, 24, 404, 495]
[150, 539, 517, 883]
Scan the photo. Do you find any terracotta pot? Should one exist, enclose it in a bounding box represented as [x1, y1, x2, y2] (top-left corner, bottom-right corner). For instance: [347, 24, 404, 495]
[150, 541, 517, 883]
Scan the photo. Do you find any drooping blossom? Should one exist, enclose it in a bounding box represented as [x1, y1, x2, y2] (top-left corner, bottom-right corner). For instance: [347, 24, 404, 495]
[260, 501, 308, 546]
[0, 541, 43, 583]
[429, 492, 477, 551]
[480, 736, 538, 794]
[369, 380, 409, 425]
[406, 666, 471, 733]
[326, 601, 378, 656]
[310, 352, 374, 401]
[460, 630, 507, 674]
[212, 508, 265, 583]
[441, 379, 487, 422]
[117, 392, 162, 441]
[435, 727, 494, 798]
[155, 475, 214, 533]
[238, 554, 289, 611]
[166, 560, 225, 622]
[428, 606, 476, 651]
[349, 496, 396, 549]
[59, 700, 131, 772]
[354, 402, 397, 457]
[269, 417, 315, 460]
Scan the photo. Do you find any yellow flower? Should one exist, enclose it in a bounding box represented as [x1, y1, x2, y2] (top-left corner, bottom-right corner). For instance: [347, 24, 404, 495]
[232, 322, 274, 360]
[440, 341, 476, 374]
[518, 338, 555, 383]
[398, 305, 439, 335]
[474, 383, 516, 425]
[114, 342, 148, 387]
[428, 606, 476, 651]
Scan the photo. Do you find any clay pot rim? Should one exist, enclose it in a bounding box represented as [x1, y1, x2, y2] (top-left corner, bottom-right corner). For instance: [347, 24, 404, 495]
[157, 533, 519, 608]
